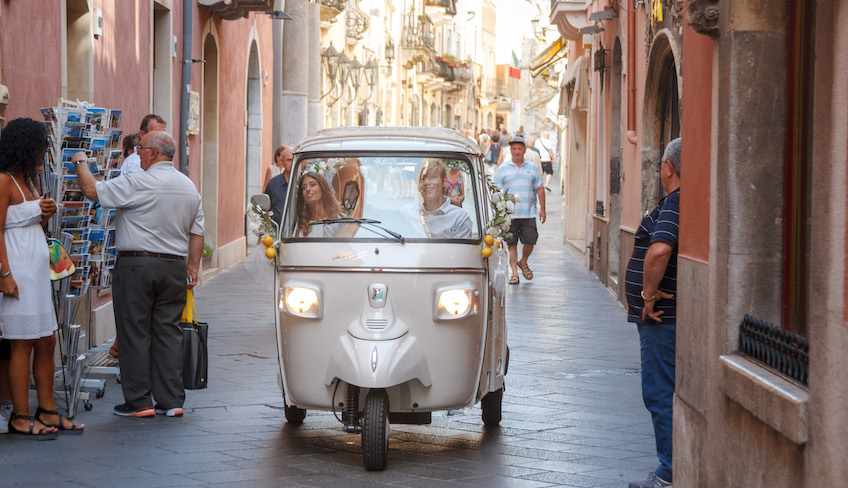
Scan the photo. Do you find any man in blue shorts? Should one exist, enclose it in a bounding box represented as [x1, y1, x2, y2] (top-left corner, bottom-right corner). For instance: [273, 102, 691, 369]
[624, 138, 681, 488]
[493, 136, 546, 284]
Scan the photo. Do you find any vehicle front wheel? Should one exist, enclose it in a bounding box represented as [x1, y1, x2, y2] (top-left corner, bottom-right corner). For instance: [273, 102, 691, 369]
[362, 388, 389, 471]
[481, 387, 503, 427]
[285, 404, 306, 424]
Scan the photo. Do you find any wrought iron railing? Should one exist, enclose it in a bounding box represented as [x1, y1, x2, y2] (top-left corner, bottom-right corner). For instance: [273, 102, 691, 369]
[738, 314, 809, 386]
[401, 12, 436, 51]
[320, 0, 346, 11]
[423, 0, 457, 15]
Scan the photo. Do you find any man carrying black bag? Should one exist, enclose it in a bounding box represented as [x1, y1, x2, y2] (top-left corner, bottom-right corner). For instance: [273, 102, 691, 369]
[73, 131, 204, 419]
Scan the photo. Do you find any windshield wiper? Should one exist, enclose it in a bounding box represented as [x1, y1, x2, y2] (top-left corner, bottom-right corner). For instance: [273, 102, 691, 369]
[308, 217, 405, 243]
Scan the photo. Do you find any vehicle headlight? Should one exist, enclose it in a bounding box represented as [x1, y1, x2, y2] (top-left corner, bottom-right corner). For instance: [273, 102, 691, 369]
[280, 282, 323, 319]
[439, 290, 471, 316]
[434, 283, 477, 320]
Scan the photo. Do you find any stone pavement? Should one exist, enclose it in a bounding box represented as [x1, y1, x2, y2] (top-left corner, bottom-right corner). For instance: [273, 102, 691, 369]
[0, 187, 658, 487]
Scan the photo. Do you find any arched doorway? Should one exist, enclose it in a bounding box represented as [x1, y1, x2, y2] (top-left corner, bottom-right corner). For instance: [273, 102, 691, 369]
[607, 38, 624, 295]
[244, 40, 262, 246]
[641, 31, 681, 214]
[202, 34, 219, 268]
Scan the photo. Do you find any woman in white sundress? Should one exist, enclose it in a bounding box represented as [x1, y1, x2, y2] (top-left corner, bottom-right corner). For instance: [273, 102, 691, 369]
[0, 118, 83, 438]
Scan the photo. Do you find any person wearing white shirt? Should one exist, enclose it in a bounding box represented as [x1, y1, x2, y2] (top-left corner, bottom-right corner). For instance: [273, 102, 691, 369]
[534, 132, 556, 190]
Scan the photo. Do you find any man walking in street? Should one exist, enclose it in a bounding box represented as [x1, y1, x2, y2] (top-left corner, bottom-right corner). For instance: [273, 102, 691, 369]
[74, 131, 204, 419]
[624, 138, 681, 488]
[264, 145, 293, 226]
[493, 135, 545, 285]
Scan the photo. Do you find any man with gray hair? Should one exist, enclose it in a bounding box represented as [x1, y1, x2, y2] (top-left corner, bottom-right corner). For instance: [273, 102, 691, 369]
[623, 137, 681, 488]
[73, 130, 204, 419]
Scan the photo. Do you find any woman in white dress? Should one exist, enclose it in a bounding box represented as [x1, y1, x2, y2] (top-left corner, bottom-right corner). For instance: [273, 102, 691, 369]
[0, 118, 83, 438]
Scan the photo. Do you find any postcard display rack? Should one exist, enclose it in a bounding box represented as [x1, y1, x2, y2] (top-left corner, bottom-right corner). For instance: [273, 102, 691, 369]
[41, 100, 123, 417]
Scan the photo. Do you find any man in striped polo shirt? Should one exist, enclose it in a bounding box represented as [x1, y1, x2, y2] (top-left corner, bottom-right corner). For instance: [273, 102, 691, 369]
[493, 135, 546, 284]
[624, 138, 681, 488]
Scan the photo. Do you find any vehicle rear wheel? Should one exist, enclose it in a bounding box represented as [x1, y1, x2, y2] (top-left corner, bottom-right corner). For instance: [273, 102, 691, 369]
[285, 404, 306, 424]
[481, 387, 503, 427]
[362, 388, 389, 471]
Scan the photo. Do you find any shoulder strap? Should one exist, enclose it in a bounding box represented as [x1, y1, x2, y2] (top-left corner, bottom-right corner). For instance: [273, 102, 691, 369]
[5, 173, 26, 199]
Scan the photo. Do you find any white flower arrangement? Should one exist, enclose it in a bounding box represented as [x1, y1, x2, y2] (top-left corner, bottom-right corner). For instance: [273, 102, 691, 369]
[303, 157, 349, 176]
[246, 201, 275, 238]
[485, 177, 520, 244]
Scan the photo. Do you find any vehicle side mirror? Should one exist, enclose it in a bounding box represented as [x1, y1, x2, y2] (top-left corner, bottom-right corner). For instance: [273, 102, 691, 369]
[251, 193, 271, 211]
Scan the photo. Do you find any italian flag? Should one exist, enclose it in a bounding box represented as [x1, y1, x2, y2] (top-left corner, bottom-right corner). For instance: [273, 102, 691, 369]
[509, 50, 521, 79]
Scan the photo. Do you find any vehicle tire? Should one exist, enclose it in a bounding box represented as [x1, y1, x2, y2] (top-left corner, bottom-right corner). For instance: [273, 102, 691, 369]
[284, 404, 306, 424]
[362, 388, 389, 471]
[481, 387, 503, 427]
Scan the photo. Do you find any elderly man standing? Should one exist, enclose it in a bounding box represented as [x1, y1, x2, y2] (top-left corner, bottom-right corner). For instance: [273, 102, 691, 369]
[624, 138, 681, 488]
[74, 131, 204, 418]
[493, 135, 546, 285]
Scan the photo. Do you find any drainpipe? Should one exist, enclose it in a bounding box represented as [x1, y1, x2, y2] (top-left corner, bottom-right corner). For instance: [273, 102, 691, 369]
[273, 0, 283, 147]
[178, 0, 193, 174]
[625, 2, 637, 145]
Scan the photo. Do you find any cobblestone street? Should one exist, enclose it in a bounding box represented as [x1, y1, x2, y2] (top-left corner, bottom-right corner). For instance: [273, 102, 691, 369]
[0, 189, 657, 487]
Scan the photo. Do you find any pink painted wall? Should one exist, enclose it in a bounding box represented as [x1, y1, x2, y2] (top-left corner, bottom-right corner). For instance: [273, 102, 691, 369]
[0, 2, 63, 121]
[621, 5, 649, 231]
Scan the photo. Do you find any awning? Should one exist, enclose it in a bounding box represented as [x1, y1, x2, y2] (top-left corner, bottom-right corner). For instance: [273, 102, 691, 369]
[530, 38, 568, 79]
[559, 55, 589, 116]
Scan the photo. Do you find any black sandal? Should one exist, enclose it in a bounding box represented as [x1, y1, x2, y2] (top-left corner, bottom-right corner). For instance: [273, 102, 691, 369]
[8, 412, 59, 440]
[36, 407, 85, 435]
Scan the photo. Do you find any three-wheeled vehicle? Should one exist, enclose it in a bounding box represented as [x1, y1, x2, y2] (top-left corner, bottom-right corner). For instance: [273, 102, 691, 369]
[258, 127, 509, 470]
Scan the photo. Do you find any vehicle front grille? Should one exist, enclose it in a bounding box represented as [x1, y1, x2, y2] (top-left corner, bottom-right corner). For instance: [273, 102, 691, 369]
[365, 319, 389, 330]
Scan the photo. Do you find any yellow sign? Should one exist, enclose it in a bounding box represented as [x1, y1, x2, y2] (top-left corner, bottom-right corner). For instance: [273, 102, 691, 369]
[651, 0, 664, 26]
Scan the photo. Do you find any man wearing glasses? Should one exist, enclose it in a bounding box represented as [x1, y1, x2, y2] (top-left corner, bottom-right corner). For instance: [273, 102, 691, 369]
[73, 130, 204, 419]
[624, 138, 681, 488]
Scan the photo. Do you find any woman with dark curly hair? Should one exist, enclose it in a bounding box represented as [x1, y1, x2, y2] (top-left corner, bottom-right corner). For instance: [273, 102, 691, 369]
[0, 118, 83, 438]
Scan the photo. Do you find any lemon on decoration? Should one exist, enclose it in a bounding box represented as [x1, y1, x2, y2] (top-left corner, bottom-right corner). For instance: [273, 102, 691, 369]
[262, 235, 274, 247]
[483, 235, 494, 246]
[265, 247, 277, 260]
[493, 240, 500, 249]
[481, 246, 493, 258]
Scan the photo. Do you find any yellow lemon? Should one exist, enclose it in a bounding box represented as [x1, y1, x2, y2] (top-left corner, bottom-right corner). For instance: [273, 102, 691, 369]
[262, 235, 274, 247]
[265, 247, 277, 260]
[483, 235, 494, 246]
[493, 240, 500, 249]
[481, 246, 493, 258]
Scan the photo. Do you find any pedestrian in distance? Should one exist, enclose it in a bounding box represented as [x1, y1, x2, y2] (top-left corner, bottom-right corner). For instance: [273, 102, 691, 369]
[624, 137, 681, 488]
[262, 145, 288, 195]
[264, 146, 293, 227]
[535, 131, 556, 191]
[0, 118, 83, 439]
[493, 135, 546, 285]
[120, 114, 166, 176]
[524, 135, 543, 174]
[74, 130, 204, 419]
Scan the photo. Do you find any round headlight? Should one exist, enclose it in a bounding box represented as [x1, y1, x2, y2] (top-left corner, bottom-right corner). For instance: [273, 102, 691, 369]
[286, 287, 318, 314]
[439, 289, 471, 316]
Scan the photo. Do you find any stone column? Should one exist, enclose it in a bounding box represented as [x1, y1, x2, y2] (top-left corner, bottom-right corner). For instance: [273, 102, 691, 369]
[281, 0, 309, 146]
[306, 1, 322, 137]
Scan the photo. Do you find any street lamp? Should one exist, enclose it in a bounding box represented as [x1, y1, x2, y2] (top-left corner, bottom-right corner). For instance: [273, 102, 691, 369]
[384, 38, 395, 75]
[325, 50, 352, 109]
[321, 42, 340, 99]
[345, 57, 363, 108]
[364, 59, 378, 88]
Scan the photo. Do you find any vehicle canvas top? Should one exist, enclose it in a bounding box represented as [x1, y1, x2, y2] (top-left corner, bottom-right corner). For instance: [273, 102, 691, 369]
[293, 127, 482, 156]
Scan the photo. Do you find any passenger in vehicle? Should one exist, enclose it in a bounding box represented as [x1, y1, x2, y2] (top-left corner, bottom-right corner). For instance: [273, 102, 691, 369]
[403, 159, 472, 239]
[295, 172, 347, 237]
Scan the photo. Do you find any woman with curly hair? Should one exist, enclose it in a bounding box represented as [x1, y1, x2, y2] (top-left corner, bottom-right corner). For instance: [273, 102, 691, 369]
[0, 118, 83, 438]
[295, 172, 344, 237]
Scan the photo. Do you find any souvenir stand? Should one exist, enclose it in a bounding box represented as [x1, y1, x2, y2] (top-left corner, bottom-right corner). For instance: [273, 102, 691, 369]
[40, 100, 122, 417]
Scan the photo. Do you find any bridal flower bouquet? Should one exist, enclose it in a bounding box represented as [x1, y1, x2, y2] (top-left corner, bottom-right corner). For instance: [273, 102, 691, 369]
[485, 178, 519, 244]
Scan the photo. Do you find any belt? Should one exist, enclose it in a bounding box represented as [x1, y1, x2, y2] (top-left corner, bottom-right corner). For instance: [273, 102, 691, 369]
[118, 251, 183, 260]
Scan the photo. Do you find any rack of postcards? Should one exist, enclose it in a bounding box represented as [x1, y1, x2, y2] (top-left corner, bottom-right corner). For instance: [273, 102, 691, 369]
[40, 99, 123, 416]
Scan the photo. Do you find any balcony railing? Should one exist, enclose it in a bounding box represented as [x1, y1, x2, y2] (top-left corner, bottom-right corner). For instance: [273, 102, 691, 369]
[738, 315, 809, 386]
[401, 12, 435, 52]
[424, 0, 457, 16]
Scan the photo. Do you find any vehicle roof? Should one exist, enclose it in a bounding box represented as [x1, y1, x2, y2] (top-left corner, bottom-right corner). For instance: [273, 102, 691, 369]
[292, 127, 482, 156]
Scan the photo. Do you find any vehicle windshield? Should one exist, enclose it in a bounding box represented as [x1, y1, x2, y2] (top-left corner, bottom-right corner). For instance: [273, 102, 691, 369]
[281, 155, 480, 241]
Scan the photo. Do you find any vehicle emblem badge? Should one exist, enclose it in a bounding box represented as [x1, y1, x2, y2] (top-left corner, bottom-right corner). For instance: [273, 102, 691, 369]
[368, 283, 387, 308]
